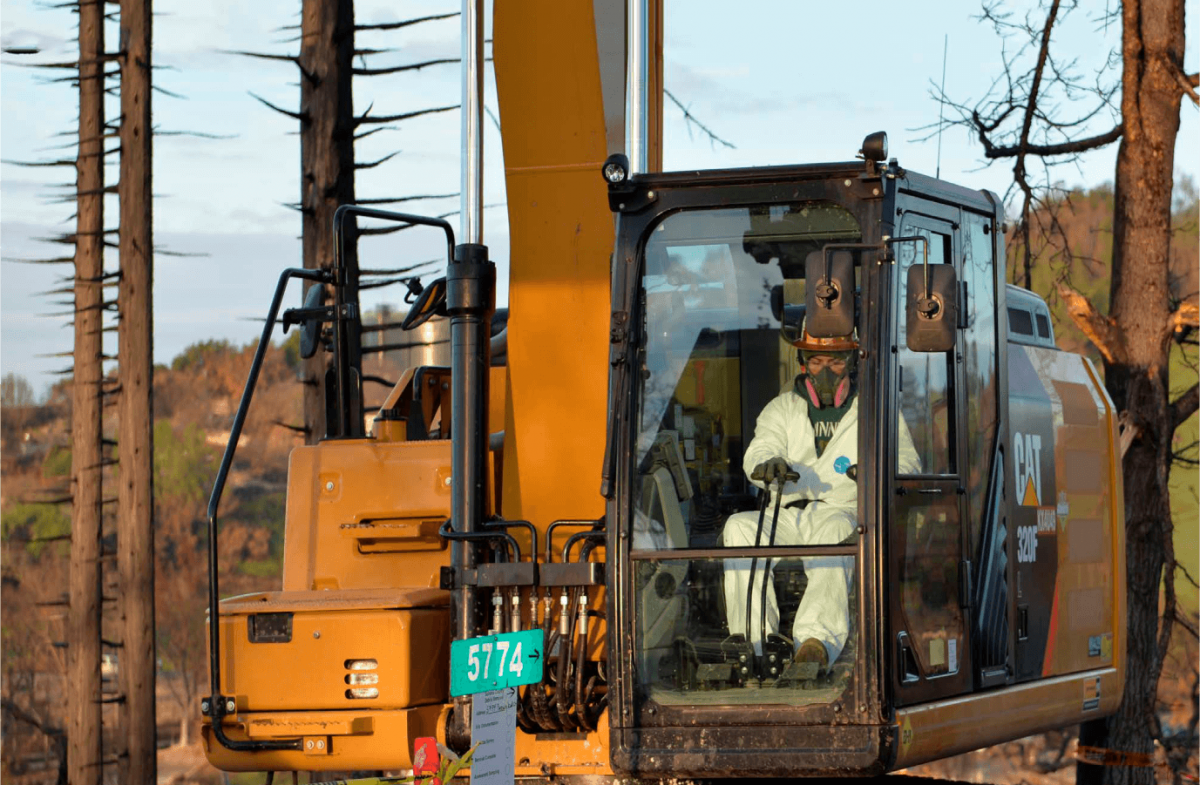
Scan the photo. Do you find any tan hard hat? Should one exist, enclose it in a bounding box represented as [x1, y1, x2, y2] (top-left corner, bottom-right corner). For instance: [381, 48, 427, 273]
[791, 327, 858, 354]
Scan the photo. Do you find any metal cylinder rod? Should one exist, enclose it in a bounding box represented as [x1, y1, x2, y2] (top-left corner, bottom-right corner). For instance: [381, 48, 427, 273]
[461, 0, 485, 244]
[626, 0, 649, 175]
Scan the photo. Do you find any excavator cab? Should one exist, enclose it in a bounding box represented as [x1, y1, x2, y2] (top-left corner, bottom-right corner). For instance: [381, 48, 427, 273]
[599, 138, 1122, 776]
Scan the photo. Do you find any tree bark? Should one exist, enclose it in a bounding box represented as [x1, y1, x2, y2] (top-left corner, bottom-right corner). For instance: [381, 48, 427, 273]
[1078, 0, 1186, 783]
[68, 2, 105, 783]
[117, 0, 157, 780]
[300, 0, 357, 443]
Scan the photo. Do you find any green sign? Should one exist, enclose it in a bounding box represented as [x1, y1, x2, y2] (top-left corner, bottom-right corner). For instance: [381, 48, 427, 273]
[450, 629, 544, 697]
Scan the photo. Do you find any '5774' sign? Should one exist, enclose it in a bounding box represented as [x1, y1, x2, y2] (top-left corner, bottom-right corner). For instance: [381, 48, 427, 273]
[449, 629, 544, 697]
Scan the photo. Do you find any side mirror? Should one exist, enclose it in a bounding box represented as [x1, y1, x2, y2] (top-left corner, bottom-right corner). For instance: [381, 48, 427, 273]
[905, 263, 957, 352]
[299, 284, 325, 360]
[401, 276, 447, 330]
[804, 250, 855, 338]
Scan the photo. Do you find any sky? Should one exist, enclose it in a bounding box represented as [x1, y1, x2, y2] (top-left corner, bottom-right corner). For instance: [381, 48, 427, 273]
[1, 0, 1197, 396]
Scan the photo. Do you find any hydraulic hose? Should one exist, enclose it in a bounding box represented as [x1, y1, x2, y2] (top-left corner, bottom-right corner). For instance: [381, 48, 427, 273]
[555, 587, 581, 730]
[744, 489, 772, 646]
[759, 478, 787, 661]
[529, 593, 558, 730]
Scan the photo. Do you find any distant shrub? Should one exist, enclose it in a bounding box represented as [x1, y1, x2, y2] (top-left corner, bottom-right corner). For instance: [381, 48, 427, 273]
[154, 421, 219, 506]
[280, 331, 302, 371]
[1, 503, 70, 558]
[42, 445, 72, 479]
[238, 556, 282, 578]
[171, 339, 234, 372]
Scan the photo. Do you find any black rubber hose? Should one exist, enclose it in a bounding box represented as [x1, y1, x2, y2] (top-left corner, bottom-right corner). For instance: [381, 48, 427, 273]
[555, 588, 580, 731]
[544, 520, 597, 563]
[562, 530, 605, 563]
[438, 519, 519, 562]
[530, 597, 558, 730]
[574, 605, 591, 731]
[584, 674, 607, 729]
[759, 481, 786, 661]
[484, 517, 538, 564]
[744, 489, 771, 644]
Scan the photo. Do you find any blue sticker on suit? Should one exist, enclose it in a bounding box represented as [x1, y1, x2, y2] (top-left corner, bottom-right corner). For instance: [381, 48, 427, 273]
[834, 456, 850, 474]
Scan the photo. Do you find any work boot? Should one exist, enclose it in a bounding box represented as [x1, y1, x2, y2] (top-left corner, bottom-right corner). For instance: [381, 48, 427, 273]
[792, 638, 829, 680]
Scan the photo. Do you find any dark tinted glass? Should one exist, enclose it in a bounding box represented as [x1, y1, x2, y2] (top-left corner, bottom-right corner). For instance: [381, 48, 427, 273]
[1008, 307, 1034, 335]
[1036, 313, 1051, 340]
[962, 213, 998, 556]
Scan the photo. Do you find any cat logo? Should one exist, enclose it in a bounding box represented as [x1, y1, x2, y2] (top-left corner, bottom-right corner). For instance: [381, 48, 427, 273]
[1012, 431, 1043, 506]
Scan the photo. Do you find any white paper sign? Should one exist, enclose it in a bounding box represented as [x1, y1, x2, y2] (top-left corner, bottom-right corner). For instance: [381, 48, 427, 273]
[470, 687, 517, 785]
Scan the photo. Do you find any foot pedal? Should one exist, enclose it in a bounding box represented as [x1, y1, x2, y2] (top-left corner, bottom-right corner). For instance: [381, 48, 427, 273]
[779, 659, 821, 683]
[695, 662, 740, 689]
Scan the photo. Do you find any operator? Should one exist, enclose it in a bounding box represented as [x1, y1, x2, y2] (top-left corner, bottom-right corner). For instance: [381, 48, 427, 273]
[722, 326, 919, 676]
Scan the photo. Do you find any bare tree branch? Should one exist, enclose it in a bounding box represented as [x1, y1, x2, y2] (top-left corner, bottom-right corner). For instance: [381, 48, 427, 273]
[1169, 301, 1200, 335]
[248, 92, 308, 122]
[1056, 282, 1124, 364]
[354, 57, 458, 76]
[981, 123, 1123, 158]
[1170, 383, 1199, 431]
[354, 103, 456, 127]
[223, 49, 299, 65]
[354, 151, 400, 170]
[355, 11, 458, 32]
[1172, 63, 1199, 105]
[664, 88, 735, 150]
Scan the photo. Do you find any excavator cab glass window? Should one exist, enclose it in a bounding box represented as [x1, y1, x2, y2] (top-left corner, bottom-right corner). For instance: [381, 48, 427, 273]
[631, 201, 864, 707]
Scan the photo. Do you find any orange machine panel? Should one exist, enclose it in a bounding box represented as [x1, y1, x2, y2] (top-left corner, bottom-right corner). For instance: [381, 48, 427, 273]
[1023, 349, 1125, 680]
[282, 439, 455, 592]
[203, 704, 444, 772]
[215, 588, 449, 711]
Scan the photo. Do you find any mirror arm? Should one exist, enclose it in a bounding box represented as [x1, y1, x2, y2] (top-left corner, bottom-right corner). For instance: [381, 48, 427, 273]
[884, 235, 931, 294]
[814, 242, 886, 307]
[281, 304, 334, 332]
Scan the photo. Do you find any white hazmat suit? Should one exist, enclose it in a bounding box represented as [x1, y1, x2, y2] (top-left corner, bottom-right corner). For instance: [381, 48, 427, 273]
[723, 390, 920, 664]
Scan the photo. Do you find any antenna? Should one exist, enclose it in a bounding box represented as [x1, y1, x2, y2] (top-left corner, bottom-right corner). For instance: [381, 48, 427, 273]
[936, 33, 948, 180]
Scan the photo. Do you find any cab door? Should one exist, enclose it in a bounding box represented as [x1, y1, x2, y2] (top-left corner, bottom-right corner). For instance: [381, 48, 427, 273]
[887, 201, 973, 706]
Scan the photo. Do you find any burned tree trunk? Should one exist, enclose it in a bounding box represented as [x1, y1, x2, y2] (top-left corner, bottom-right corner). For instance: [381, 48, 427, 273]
[300, 0, 357, 443]
[117, 0, 157, 780]
[68, 1, 105, 783]
[1074, 1, 1194, 783]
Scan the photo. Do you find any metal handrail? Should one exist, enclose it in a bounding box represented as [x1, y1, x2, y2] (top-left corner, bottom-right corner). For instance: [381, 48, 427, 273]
[205, 266, 329, 752]
[205, 205, 457, 753]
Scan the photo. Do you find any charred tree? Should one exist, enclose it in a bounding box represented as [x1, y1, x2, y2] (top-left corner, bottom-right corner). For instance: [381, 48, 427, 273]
[1067, 2, 1197, 783]
[67, 1, 106, 783]
[236, 8, 462, 440]
[116, 0, 157, 780]
[299, 0, 357, 443]
[938, 1, 1198, 783]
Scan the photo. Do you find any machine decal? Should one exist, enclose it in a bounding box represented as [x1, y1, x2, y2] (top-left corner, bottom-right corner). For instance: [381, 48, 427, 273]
[1008, 346, 1059, 681]
[1012, 431, 1044, 506]
[900, 715, 914, 755]
[1083, 677, 1102, 712]
[1017, 525, 1039, 563]
[1087, 633, 1114, 659]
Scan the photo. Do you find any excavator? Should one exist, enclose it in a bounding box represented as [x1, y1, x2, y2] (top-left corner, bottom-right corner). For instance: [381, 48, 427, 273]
[200, 0, 1126, 779]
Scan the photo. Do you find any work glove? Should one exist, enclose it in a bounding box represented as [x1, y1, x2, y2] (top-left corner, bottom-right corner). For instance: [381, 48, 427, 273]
[751, 456, 792, 484]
